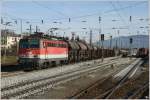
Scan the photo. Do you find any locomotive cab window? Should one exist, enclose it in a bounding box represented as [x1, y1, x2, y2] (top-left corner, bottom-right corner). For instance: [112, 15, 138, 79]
[19, 39, 39, 48]
[29, 39, 39, 48]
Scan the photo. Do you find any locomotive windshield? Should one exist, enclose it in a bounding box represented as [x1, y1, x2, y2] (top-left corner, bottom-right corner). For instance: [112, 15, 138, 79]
[19, 39, 39, 48]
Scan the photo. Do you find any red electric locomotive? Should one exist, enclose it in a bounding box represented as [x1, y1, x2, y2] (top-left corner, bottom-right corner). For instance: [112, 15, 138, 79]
[18, 33, 68, 69]
[18, 32, 116, 70]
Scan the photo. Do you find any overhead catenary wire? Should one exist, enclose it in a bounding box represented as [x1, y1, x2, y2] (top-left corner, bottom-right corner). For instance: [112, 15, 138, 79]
[1, 1, 146, 23]
[109, 1, 135, 49]
[2, 11, 148, 34]
[31, 1, 69, 18]
[109, 1, 132, 33]
[1, 1, 148, 39]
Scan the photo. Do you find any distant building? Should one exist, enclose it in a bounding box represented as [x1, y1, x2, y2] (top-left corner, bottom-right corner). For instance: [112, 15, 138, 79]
[1, 29, 22, 49]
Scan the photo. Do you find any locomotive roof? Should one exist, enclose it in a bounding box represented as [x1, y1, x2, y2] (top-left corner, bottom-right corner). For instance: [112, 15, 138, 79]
[21, 37, 68, 45]
[42, 39, 67, 44]
[23, 32, 69, 41]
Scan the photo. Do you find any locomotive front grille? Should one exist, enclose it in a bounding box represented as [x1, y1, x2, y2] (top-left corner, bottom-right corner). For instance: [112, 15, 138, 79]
[18, 58, 40, 66]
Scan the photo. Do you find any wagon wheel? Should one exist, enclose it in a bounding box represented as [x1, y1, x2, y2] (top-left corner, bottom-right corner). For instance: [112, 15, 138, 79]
[35, 64, 42, 70]
[41, 62, 48, 69]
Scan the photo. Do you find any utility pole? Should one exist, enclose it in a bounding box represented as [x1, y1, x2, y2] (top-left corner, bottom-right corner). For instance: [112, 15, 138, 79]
[18, 19, 22, 58]
[63, 32, 65, 37]
[56, 33, 58, 37]
[36, 25, 38, 32]
[129, 16, 132, 58]
[110, 35, 112, 49]
[71, 32, 75, 40]
[3, 22, 11, 64]
[99, 16, 101, 47]
[116, 39, 117, 49]
[121, 40, 122, 49]
[85, 32, 87, 42]
[117, 30, 120, 49]
[130, 37, 133, 57]
[137, 31, 140, 48]
[29, 25, 32, 35]
[1, 17, 3, 24]
[101, 34, 104, 62]
[4, 26, 7, 64]
[20, 19, 22, 37]
[83, 36, 86, 41]
[89, 30, 92, 45]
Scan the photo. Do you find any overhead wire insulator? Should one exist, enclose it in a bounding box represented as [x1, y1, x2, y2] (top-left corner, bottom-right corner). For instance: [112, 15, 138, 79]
[101, 34, 104, 41]
[41, 19, 44, 24]
[99, 16, 101, 23]
[69, 18, 71, 22]
[14, 20, 17, 24]
[110, 35, 112, 39]
[130, 38, 133, 44]
[1, 17, 3, 24]
[129, 16, 132, 22]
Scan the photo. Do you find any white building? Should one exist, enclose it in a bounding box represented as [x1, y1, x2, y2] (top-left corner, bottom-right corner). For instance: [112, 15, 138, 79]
[2, 36, 21, 48]
[1, 29, 22, 49]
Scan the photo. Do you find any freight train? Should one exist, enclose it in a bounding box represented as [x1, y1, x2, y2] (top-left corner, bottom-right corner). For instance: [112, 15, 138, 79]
[18, 32, 115, 70]
[136, 48, 149, 58]
[120, 48, 149, 58]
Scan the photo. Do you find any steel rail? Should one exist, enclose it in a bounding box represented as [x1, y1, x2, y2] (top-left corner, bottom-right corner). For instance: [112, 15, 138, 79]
[68, 63, 132, 99]
[1, 56, 120, 78]
[128, 82, 149, 99]
[1, 58, 121, 99]
[68, 58, 142, 99]
[1, 57, 119, 90]
[96, 58, 143, 99]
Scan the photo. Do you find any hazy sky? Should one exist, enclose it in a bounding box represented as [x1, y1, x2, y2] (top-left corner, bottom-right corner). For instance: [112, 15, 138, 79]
[1, 0, 149, 42]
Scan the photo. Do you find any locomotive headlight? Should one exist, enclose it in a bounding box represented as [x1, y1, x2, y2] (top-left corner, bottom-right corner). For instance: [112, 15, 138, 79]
[19, 59, 24, 64]
[28, 52, 32, 55]
[20, 55, 26, 57]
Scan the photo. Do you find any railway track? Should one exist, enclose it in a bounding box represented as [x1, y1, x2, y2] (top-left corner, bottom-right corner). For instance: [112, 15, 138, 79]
[1, 56, 121, 89]
[1, 72, 25, 77]
[1, 56, 120, 78]
[69, 58, 143, 99]
[102, 58, 143, 99]
[128, 82, 149, 99]
[1, 57, 129, 99]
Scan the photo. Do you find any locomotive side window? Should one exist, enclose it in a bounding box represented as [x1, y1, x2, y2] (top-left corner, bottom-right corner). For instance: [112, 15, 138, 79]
[47, 43, 57, 47]
[45, 41, 67, 48]
[47, 43, 53, 47]
[58, 44, 61, 47]
[60, 43, 66, 48]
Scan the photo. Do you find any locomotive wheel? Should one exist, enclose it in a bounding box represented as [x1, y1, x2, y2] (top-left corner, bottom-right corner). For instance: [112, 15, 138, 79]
[36, 66, 42, 70]
[65, 60, 68, 65]
[60, 60, 64, 66]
